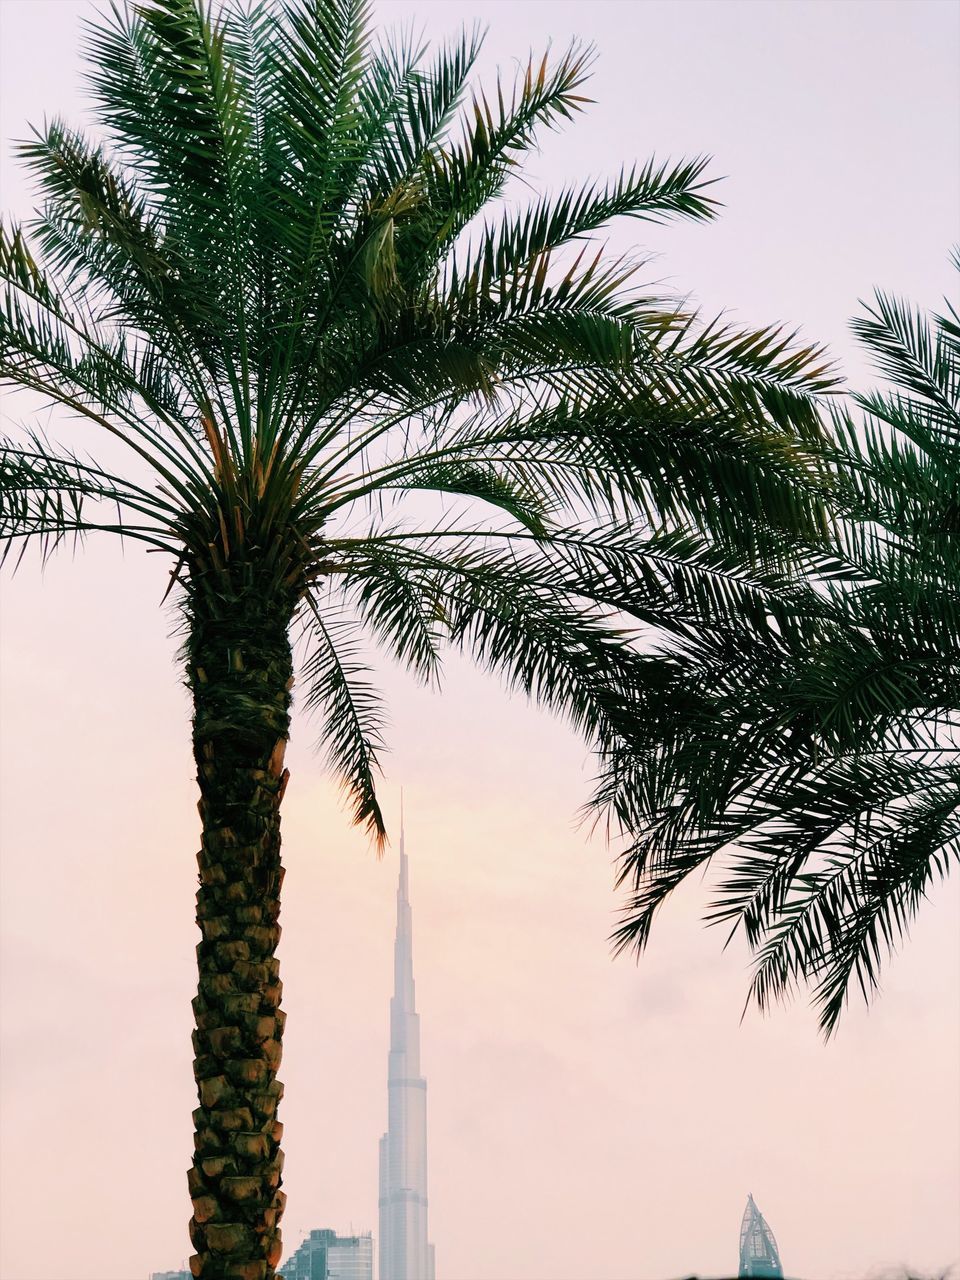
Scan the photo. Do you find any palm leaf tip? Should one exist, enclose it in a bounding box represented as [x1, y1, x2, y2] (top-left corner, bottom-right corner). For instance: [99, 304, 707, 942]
[299, 601, 388, 846]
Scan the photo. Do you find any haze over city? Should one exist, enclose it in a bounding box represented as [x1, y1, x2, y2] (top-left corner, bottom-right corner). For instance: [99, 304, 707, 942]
[0, 2, 958, 1278]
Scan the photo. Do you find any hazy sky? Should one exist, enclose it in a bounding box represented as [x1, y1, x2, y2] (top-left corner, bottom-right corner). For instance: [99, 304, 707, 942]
[1, 2, 958, 1279]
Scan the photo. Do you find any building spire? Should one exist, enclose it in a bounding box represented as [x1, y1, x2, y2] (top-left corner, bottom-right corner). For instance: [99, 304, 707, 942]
[379, 804, 435, 1280]
[399, 790, 408, 895]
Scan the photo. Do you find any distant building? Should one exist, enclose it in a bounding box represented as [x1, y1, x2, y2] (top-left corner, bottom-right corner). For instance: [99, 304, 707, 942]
[738, 1194, 784, 1278]
[281, 1228, 374, 1280]
[378, 823, 435, 1280]
[150, 1271, 191, 1280]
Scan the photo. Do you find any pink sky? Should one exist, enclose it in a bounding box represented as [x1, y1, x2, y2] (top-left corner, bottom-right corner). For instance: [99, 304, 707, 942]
[1, 2, 958, 1278]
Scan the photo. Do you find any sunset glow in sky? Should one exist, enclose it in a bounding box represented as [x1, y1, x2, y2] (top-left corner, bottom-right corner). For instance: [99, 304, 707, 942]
[1, 2, 958, 1278]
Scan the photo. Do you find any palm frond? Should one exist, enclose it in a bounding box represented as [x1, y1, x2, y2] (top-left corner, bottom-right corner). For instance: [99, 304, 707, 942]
[299, 596, 387, 842]
[0, 431, 176, 561]
[606, 264, 960, 1033]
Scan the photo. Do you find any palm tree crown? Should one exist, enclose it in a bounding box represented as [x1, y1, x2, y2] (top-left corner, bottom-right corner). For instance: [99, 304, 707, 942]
[0, 0, 834, 1271]
[0, 0, 833, 836]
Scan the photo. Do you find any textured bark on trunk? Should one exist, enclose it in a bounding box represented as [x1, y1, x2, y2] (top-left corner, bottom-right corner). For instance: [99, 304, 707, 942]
[185, 587, 294, 1280]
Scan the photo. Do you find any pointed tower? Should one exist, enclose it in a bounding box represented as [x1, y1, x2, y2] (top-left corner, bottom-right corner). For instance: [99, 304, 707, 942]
[738, 1194, 783, 1278]
[378, 817, 435, 1280]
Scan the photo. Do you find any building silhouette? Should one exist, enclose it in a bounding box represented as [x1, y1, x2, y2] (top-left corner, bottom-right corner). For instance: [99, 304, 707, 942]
[281, 1228, 373, 1280]
[378, 822, 435, 1280]
[738, 1194, 784, 1278]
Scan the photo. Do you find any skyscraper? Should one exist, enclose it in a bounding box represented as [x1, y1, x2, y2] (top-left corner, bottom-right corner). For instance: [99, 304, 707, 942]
[282, 1228, 373, 1280]
[378, 823, 435, 1280]
[738, 1194, 784, 1278]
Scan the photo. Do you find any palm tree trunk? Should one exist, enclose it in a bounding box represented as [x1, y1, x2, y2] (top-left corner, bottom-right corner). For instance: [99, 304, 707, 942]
[185, 587, 295, 1280]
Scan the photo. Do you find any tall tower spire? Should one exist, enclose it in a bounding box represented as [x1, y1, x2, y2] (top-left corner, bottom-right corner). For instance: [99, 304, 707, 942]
[378, 812, 435, 1280]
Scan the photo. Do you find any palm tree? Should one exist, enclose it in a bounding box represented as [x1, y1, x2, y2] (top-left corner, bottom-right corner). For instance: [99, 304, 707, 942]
[0, 0, 833, 1272]
[607, 274, 960, 1037]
